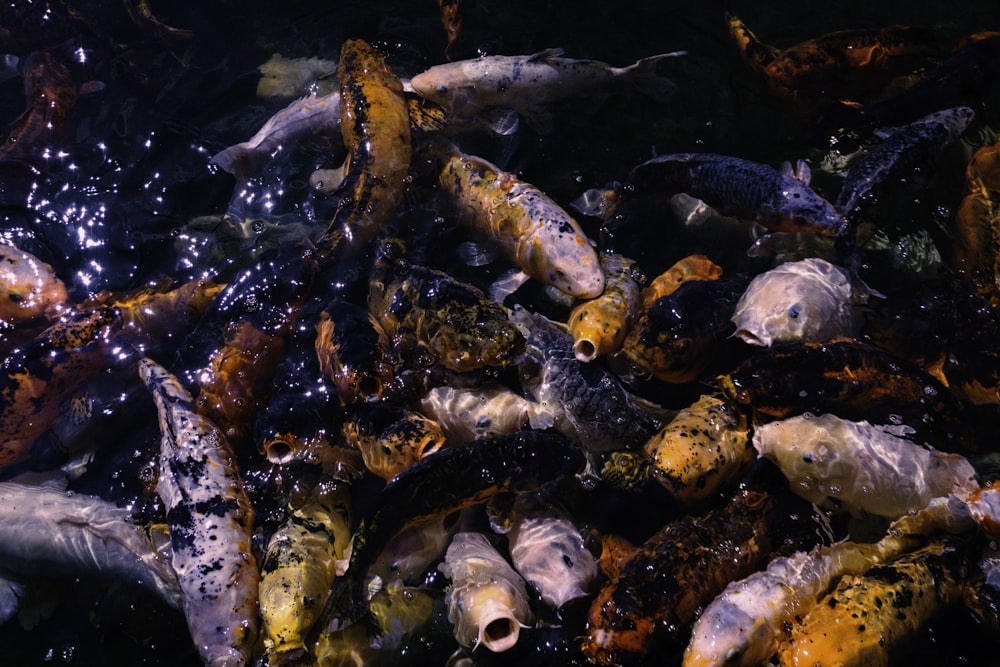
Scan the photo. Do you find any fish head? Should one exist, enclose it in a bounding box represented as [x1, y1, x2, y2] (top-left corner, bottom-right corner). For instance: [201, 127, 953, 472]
[517, 219, 605, 299]
[426, 300, 526, 372]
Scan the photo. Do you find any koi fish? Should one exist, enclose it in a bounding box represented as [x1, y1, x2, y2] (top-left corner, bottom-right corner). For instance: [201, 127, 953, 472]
[682, 494, 975, 667]
[731, 257, 869, 346]
[621, 274, 750, 383]
[582, 461, 821, 665]
[0, 481, 180, 609]
[0, 243, 70, 332]
[510, 305, 664, 453]
[753, 412, 979, 518]
[778, 535, 971, 667]
[0, 308, 120, 469]
[1, 51, 79, 168]
[314, 297, 395, 405]
[626, 153, 846, 236]
[256, 53, 339, 99]
[314, 39, 412, 265]
[567, 252, 642, 361]
[640, 253, 723, 310]
[417, 382, 552, 444]
[438, 146, 605, 299]
[260, 482, 352, 660]
[642, 393, 753, 505]
[368, 240, 525, 372]
[953, 132, 1000, 311]
[317, 430, 585, 630]
[440, 531, 534, 652]
[409, 48, 684, 132]
[341, 404, 446, 481]
[835, 106, 974, 219]
[138, 357, 259, 667]
[506, 492, 597, 613]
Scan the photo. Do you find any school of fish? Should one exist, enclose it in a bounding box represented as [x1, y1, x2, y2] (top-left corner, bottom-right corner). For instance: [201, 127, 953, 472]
[4, 3, 1000, 667]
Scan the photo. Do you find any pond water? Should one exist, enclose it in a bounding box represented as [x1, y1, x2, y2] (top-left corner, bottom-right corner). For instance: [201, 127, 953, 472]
[1, 0, 1000, 665]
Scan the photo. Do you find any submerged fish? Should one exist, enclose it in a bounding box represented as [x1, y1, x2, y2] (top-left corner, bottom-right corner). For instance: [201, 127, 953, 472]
[0, 308, 121, 469]
[0, 243, 70, 332]
[778, 535, 972, 667]
[835, 106, 975, 219]
[417, 382, 549, 444]
[567, 252, 642, 361]
[440, 531, 534, 652]
[260, 482, 352, 661]
[139, 357, 259, 667]
[643, 393, 753, 505]
[368, 240, 525, 372]
[0, 481, 180, 609]
[511, 305, 664, 453]
[953, 132, 1000, 311]
[731, 257, 869, 346]
[626, 153, 846, 236]
[506, 492, 597, 613]
[754, 412, 979, 518]
[409, 48, 683, 131]
[314, 39, 411, 265]
[582, 461, 820, 665]
[683, 495, 975, 667]
[342, 404, 446, 481]
[318, 430, 585, 630]
[438, 146, 604, 299]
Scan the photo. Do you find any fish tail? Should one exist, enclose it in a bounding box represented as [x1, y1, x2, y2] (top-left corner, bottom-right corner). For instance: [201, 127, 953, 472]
[621, 51, 686, 105]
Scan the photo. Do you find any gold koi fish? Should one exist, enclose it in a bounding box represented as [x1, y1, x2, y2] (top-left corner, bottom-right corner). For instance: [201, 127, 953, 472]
[138, 357, 259, 667]
[0, 242, 70, 331]
[438, 147, 604, 299]
[314, 39, 412, 265]
[567, 252, 642, 361]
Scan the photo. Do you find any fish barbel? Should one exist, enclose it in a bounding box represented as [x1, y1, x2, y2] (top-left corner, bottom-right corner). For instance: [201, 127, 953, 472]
[138, 357, 258, 667]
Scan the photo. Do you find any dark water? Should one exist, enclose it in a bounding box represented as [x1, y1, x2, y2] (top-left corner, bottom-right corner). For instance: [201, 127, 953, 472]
[1, 0, 1000, 665]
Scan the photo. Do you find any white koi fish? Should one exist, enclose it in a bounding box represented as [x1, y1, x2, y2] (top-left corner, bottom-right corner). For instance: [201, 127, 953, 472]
[439, 531, 533, 652]
[138, 357, 259, 667]
[0, 481, 180, 609]
[410, 48, 684, 132]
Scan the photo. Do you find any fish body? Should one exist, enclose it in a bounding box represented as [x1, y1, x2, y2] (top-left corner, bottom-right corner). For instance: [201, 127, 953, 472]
[719, 339, 968, 451]
[622, 275, 750, 383]
[315, 39, 412, 264]
[835, 106, 975, 217]
[683, 495, 974, 667]
[627, 153, 846, 236]
[582, 463, 819, 664]
[439, 148, 604, 299]
[0, 307, 120, 469]
[0, 243, 69, 331]
[417, 383, 548, 444]
[324, 430, 585, 627]
[1, 51, 78, 167]
[643, 394, 753, 505]
[82, 277, 224, 356]
[567, 252, 641, 360]
[507, 492, 597, 612]
[0, 482, 180, 608]
[138, 357, 258, 667]
[260, 482, 352, 660]
[211, 91, 343, 178]
[440, 531, 533, 652]
[368, 243, 525, 372]
[753, 412, 979, 518]
[954, 134, 1000, 311]
[342, 403, 446, 481]
[410, 48, 682, 130]
[189, 251, 315, 448]
[314, 297, 395, 405]
[778, 536, 971, 667]
[640, 254, 723, 309]
[731, 257, 867, 346]
[511, 305, 663, 453]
